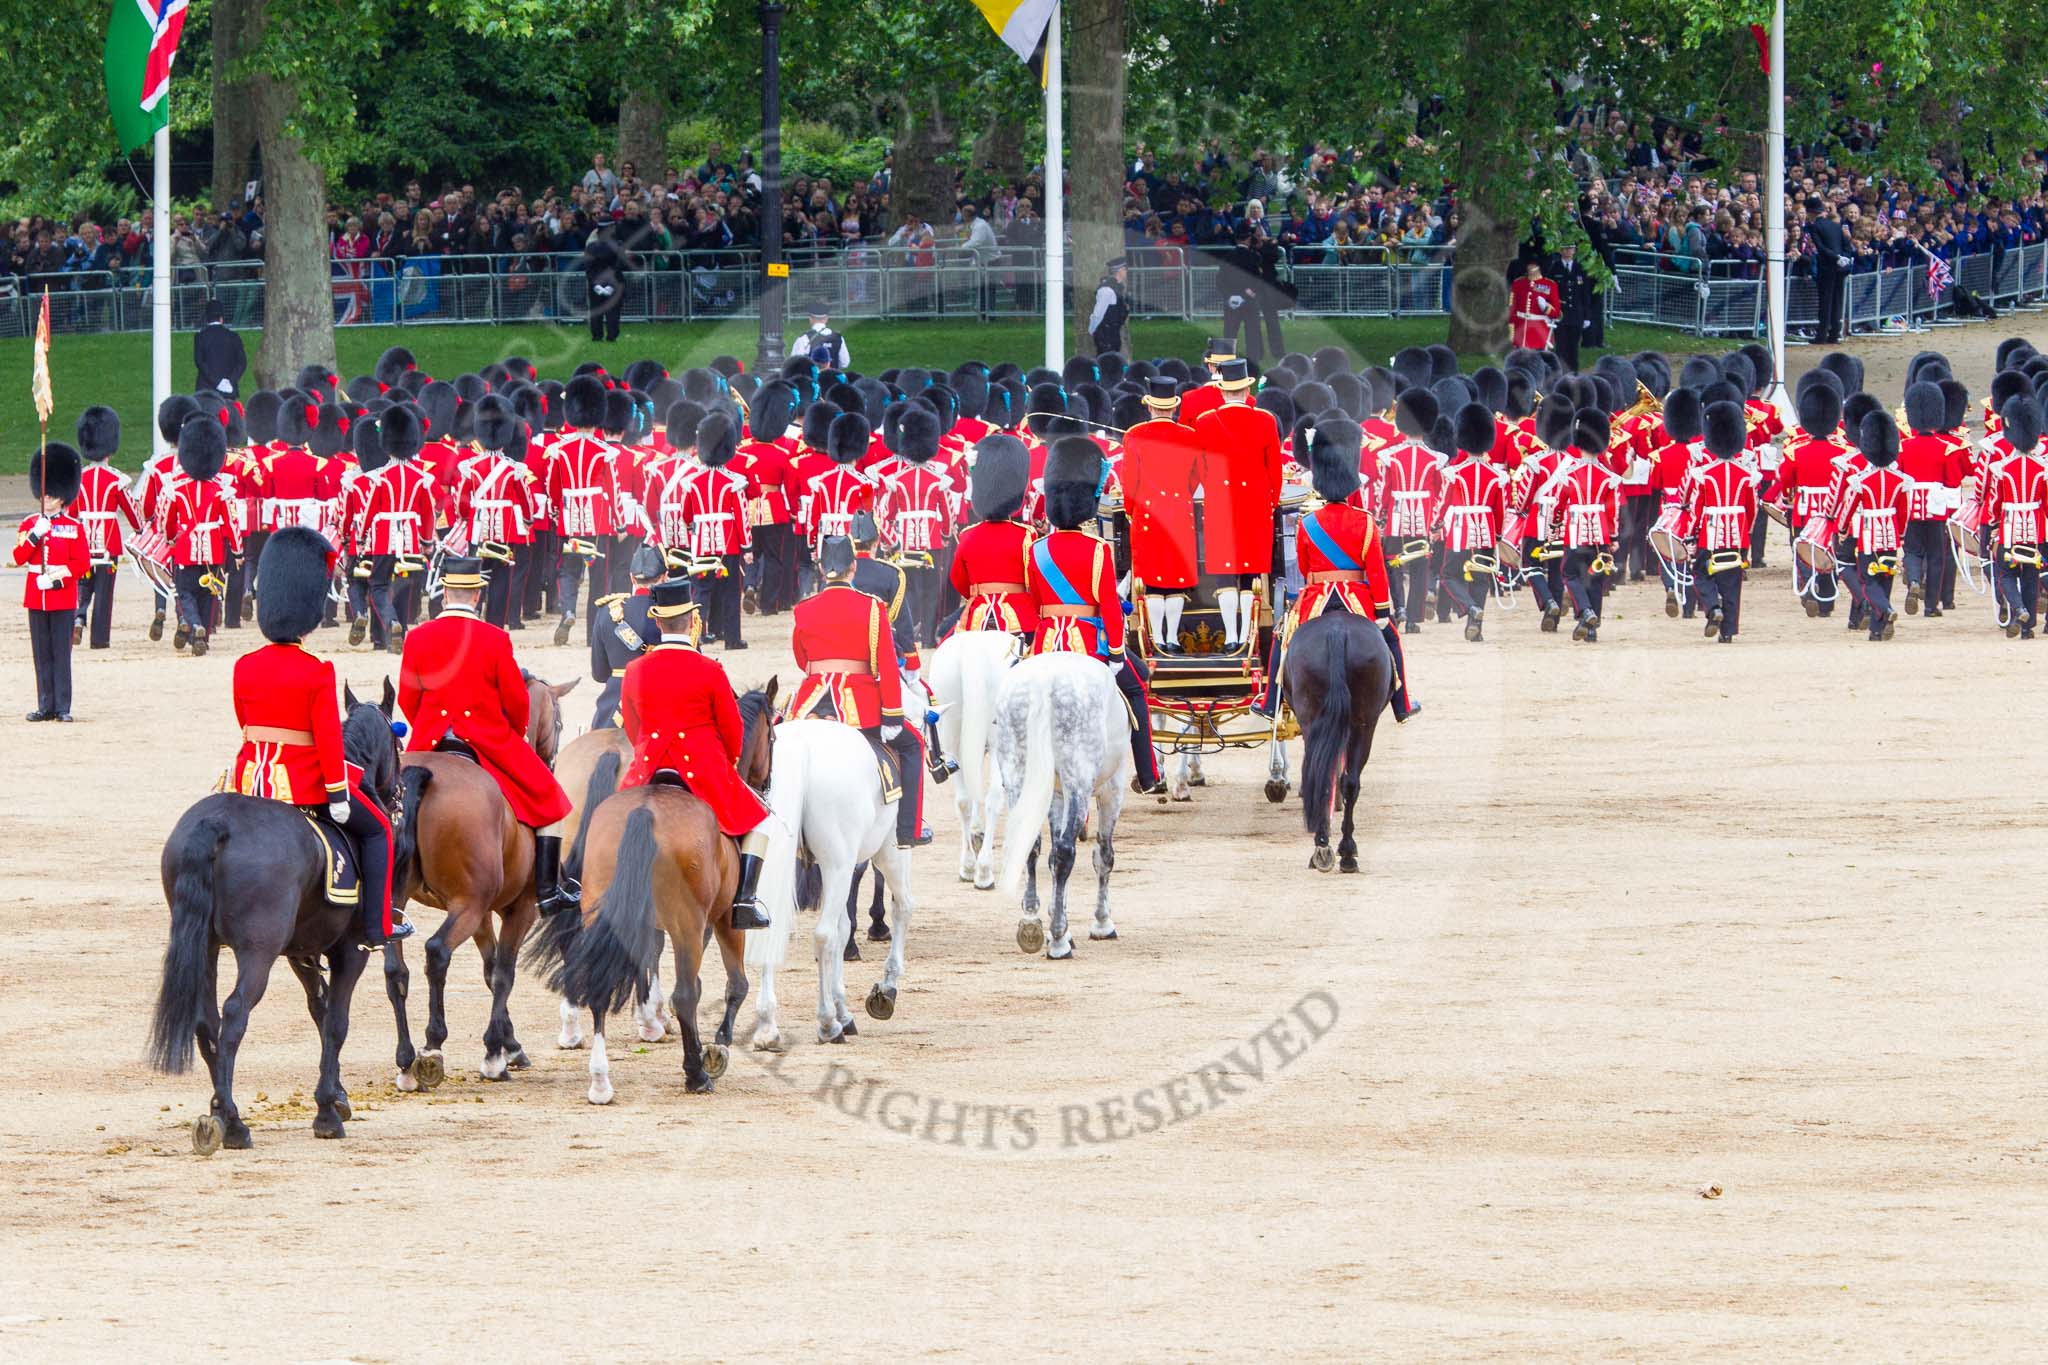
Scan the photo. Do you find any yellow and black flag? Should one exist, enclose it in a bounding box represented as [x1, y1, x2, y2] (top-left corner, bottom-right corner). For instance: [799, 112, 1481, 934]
[973, 0, 1058, 81]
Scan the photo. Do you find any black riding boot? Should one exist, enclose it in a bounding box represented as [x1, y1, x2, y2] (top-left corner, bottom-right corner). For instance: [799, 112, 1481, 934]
[729, 841, 771, 930]
[534, 834, 578, 917]
[924, 712, 955, 784]
[888, 728, 929, 847]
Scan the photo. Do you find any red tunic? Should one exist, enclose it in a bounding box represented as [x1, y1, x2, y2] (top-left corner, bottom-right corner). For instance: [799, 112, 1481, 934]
[397, 606, 572, 826]
[1023, 528, 1124, 660]
[546, 430, 621, 539]
[619, 642, 769, 837]
[74, 462, 142, 563]
[948, 520, 1038, 634]
[1178, 384, 1225, 426]
[1648, 439, 1703, 509]
[878, 463, 956, 561]
[1763, 435, 1853, 522]
[1836, 468, 1909, 554]
[1291, 503, 1392, 624]
[786, 583, 904, 728]
[677, 465, 752, 557]
[1121, 417, 1202, 590]
[1374, 439, 1442, 540]
[230, 642, 349, 804]
[1896, 434, 1964, 522]
[787, 446, 835, 539]
[804, 466, 877, 549]
[1431, 458, 1507, 552]
[731, 439, 795, 528]
[463, 457, 539, 547]
[1681, 461, 1759, 553]
[1985, 452, 2048, 547]
[260, 446, 335, 531]
[1548, 458, 1620, 547]
[163, 477, 243, 566]
[1192, 401, 1285, 575]
[361, 462, 437, 557]
[13, 512, 90, 611]
[1510, 276, 1560, 350]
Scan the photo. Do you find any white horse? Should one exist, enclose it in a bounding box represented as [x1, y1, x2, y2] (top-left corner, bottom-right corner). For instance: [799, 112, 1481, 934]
[995, 653, 1130, 959]
[926, 629, 1018, 888]
[747, 718, 915, 1048]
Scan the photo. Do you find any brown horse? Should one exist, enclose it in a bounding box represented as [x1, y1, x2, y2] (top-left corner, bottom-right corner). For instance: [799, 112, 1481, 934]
[530, 684, 777, 1101]
[383, 675, 578, 1087]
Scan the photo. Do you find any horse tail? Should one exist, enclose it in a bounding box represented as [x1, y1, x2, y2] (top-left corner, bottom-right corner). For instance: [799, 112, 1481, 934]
[565, 746, 622, 886]
[1299, 624, 1352, 843]
[148, 813, 226, 1075]
[561, 804, 665, 1016]
[746, 731, 807, 974]
[391, 764, 433, 899]
[1000, 669, 1058, 899]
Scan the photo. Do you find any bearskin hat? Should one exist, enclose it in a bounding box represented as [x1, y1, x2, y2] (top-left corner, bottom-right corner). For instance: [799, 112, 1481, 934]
[730, 372, 760, 405]
[926, 382, 963, 429]
[1156, 358, 1192, 384]
[798, 401, 837, 451]
[176, 412, 228, 483]
[879, 403, 907, 455]
[1990, 369, 2034, 413]
[562, 374, 606, 429]
[255, 527, 334, 643]
[1856, 409, 1899, 467]
[397, 370, 429, 397]
[379, 403, 425, 464]
[970, 434, 1028, 522]
[1468, 366, 1507, 413]
[1433, 374, 1477, 418]
[1394, 388, 1439, 439]
[1702, 401, 1747, 460]
[342, 376, 379, 407]
[1359, 367, 1395, 415]
[591, 388, 627, 437]
[1596, 354, 1639, 403]
[1024, 382, 1066, 438]
[508, 383, 546, 435]
[1042, 435, 1105, 531]
[827, 411, 871, 466]
[1419, 343, 1454, 383]
[1663, 387, 1705, 445]
[295, 364, 337, 402]
[950, 368, 990, 421]
[1303, 345, 1344, 381]
[901, 367, 935, 393]
[413, 381, 456, 441]
[1905, 350, 1949, 389]
[1096, 354, 1127, 385]
[1996, 337, 2037, 373]
[1390, 346, 1431, 390]
[1677, 356, 1721, 393]
[373, 345, 416, 390]
[1536, 395, 1576, 452]
[647, 376, 685, 417]
[1261, 366, 1298, 394]
[1504, 372, 1537, 421]
[1794, 368, 1842, 407]
[1842, 392, 1882, 442]
[624, 359, 667, 393]
[2002, 396, 2044, 453]
[242, 391, 281, 446]
[1633, 351, 1672, 398]
[307, 403, 352, 461]
[474, 395, 523, 456]
[1325, 371, 1367, 420]
[1454, 401, 1497, 458]
[1291, 381, 1337, 420]
[1112, 391, 1148, 434]
[1573, 408, 1611, 456]
[1737, 344, 1772, 395]
[1899, 381, 1943, 435]
[73, 405, 119, 461]
[455, 373, 490, 407]
[748, 380, 797, 440]
[1939, 379, 1970, 432]
[1818, 351, 1864, 396]
[450, 400, 476, 444]
[353, 412, 389, 473]
[1699, 380, 1743, 412]
[1061, 356, 1099, 390]
[28, 441, 82, 505]
[665, 401, 707, 451]
[1308, 419, 1364, 504]
[274, 394, 315, 448]
[992, 380, 1026, 430]
[1715, 352, 1756, 399]
[1256, 387, 1297, 433]
[897, 405, 941, 464]
[156, 393, 200, 446]
[696, 411, 739, 468]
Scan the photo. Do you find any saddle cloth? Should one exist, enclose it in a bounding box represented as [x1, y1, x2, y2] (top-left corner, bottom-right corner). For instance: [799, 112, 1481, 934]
[434, 734, 480, 763]
[793, 700, 903, 803]
[300, 812, 361, 908]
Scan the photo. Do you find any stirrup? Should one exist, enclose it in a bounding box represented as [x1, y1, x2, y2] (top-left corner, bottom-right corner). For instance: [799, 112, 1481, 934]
[728, 898, 772, 930]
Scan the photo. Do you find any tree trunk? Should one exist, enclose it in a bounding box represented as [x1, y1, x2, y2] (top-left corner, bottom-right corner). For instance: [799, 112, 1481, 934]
[891, 104, 955, 232]
[1446, 24, 1514, 355]
[617, 89, 667, 182]
[972, 112, 1027, 186]
[247, 37, 337, 388]
[210, 0, 257, 211]
[1066, 0, 1126, 351]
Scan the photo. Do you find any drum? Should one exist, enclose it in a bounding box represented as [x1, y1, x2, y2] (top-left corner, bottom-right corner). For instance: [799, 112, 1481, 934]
[1947, 517, 1984, 562]
[1794, 517, 1838, 574]
[1647, 505, 1689, 563]
[1497, 538, 1523, 571]
[127, 527, 176, 596]
[1763, 502, 1790, 529]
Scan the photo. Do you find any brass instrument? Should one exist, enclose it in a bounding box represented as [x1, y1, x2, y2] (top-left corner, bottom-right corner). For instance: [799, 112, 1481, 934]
[479, 540, 514, 564]
[1462, 550, 1500, 581]
[2004, 542, 2042, 569]
[1619, 381, 1663, 424]
[1589, 550, 1618, 576]
[1389, 537, 1432, 567]
[352, 556, 374, 581]
[1705, 548, 1744, 575]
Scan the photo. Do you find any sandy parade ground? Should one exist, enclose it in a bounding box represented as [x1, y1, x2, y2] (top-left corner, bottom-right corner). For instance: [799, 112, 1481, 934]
[0, 327, 2043, 1362]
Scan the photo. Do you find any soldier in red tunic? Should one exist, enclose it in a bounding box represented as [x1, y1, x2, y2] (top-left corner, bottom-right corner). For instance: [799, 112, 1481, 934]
[615, 578, 774, 929]
[877, 404, 956, 647]
[1192, 358, 1285, 649]
[70, 406, 140, 649]
[787, 402, 840, 588]
[730, 379, 800, 614]
[806, 410, 878, 551]
[1983, 397, 2046, 638]
[1682, 401, 1760, 643]
[1548, 408, 1621, 643]
[17, 443, 88, 721]
[398, 554, 575, 909]
[1374, 388, 1444, 632]
[162, 412, 243, 656]
[678, 409, 752, 648]
[229, 527, 409, 945]
[1433, 403, 1508, 642]
[1896, 381, 1964, 619]
[1835, 410, 1910, 641]
[946, 434, 1038, 639]
[1028, 438, 1165, 793]
[786, 537, 928, 845]
[1120, 376, 1202, 654]
[362, 403, 437, 649]
[546, 375, 622, 644]
[1509, 261, 1560, 351]
[465, 398, 542, 629]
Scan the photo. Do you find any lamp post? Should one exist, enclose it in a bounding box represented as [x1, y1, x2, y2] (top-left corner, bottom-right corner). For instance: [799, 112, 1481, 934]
[756, 1, 786, 375]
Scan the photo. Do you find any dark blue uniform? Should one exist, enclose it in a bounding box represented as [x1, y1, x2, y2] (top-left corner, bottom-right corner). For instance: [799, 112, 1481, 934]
[590, 589, 658, 728]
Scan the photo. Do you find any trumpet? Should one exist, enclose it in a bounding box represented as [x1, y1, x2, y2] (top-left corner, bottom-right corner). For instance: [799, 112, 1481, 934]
[1388, 537, 1432, 567]
[1619, 381, 1663, 423]
[1589, 550, 1618, 576]
[479, 540, 514, 564]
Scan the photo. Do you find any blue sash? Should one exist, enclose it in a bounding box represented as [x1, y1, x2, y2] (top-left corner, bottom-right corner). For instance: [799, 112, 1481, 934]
[1301, 512, 1362, 572]
[1033, 537, 1107, 658]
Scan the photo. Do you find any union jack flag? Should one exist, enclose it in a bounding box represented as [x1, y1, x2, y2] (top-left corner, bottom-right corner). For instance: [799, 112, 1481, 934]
[138, 0, 188, 114]
[1926, 252, 1952, 298]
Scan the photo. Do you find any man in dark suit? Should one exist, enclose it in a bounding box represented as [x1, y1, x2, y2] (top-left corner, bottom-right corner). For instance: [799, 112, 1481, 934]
[1552, 242, 1595, 370]
[192, 302, 247, 397]
[1805, 198, 1851, 344]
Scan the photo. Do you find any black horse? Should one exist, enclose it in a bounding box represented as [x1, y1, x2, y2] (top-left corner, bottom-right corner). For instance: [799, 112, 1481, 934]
[1283, 613, 1394, 873]
[147, 682, 404, 1152]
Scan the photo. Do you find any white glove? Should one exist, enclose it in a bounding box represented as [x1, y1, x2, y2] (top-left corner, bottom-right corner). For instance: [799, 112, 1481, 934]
[881, 724, 903, 742]
[29, 515, 50, 540]
[328, 797, 352, 823]
[34, 572, 61, 591]
[1836, 255, 1852, 269]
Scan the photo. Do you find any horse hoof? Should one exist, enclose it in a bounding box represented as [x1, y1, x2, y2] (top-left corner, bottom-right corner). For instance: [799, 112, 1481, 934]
[974, 872, 996, 891]
[702, 1043, 730, 1080]
[222, 1122, 253, 1151]
[1264, 779, 1289, 804]
[823, 1027, 848, 1045]
[1089, 927, 1118, 941]
[957, 866, 977, 883]
[191, 1116, 223, 1157]
[588, 1082, 614, 1106]
[410, 1052, 445, 1090]
[1190, 773, 1207, 788]
[1046, 940, 1075, 961]
[1170, 788, 1193, 803]
[842, 939, 861, 962]
[685, 1073, 716, 1094]
[1339, 857, 1360, 874]
[508, 1048, 531, 1070]
[1016, 917, 1046, 954]
[557, 1033, 586, 1051]
[865, 983, 897, 1020]
[395, 1069, 419, 1093]
[332, 1097, 353, 1122]
[480, 1052, 510, 1081]
[751, 1031, 785, 1054]
[1309, 846, 1336, 873]
[841, 1018, 858, 1037]
[637, 1021, 666, 1043]
[313, 1113, 345, 1140]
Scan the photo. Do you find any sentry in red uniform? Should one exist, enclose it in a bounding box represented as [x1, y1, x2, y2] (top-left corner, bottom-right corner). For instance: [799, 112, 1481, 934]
[397, 598, 572, 827]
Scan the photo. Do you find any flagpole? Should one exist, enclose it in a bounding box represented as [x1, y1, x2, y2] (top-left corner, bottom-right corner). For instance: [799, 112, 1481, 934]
[1043, 1, 1064, 372]
[1765, 0, 1788, 422]
[152, 114, 173, 437]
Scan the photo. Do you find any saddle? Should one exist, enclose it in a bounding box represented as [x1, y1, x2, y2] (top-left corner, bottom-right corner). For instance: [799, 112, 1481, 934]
[299, 812, 361, 908]
[801, 697, 904, 803]
[434, 733, 480, 763]
[651, 768, 690, 790]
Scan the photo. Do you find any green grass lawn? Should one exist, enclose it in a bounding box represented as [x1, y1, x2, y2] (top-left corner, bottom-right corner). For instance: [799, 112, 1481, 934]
[0, 316, 1721, 473]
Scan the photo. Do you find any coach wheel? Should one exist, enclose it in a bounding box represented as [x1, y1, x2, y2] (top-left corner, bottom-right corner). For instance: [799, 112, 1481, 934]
[1016, 917, 1046, 955]
[701, 1043, 729, 1081]
[411, 1051, 445, 1091]
[191, 1115, 223, 1157]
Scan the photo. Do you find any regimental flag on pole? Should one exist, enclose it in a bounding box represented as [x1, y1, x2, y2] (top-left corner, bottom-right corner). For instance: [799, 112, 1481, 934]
[104, 0, 188, 153]
[31, 293, 53, 428]
[973, 0, 1058, 80]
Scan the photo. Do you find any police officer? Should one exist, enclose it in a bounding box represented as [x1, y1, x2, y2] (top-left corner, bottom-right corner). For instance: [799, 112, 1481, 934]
[794, 307, 852, 370]
[1087, 257, 1130, 356]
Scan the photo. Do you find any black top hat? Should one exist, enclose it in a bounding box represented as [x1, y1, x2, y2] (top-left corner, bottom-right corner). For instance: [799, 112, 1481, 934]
[1204, 337, 1236, 361]
[649, 577, 697, 620]
[1142, 376, 1180, 406]
[441, 556, 487, 590]
[1214, 357, 1254, 390]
